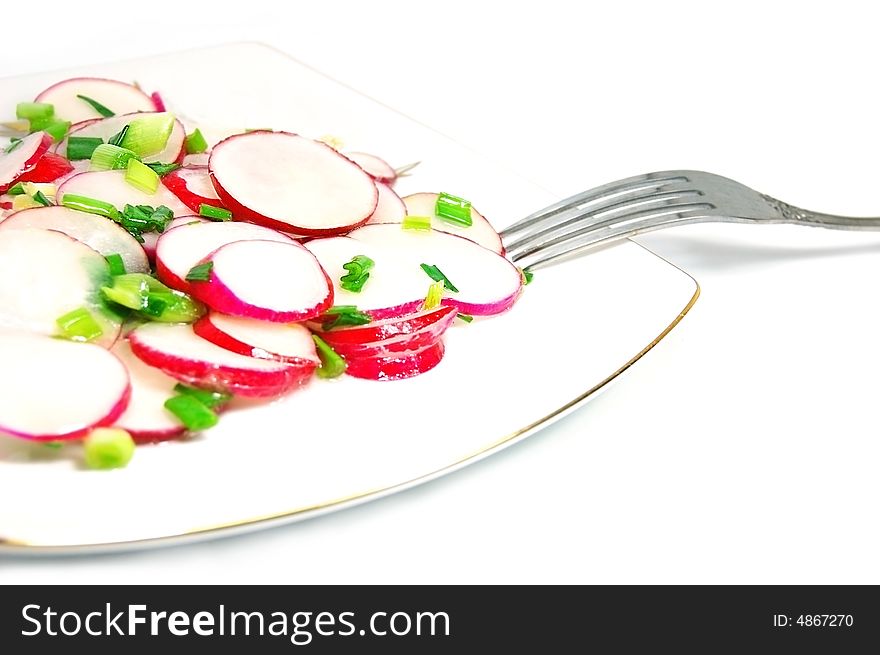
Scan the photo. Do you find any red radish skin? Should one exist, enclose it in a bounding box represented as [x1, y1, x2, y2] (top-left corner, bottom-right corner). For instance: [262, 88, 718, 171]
[154, 220, 294, 291]
[35, 77, 156, 123]
[315, 306, 457, 348]
[162, 165, 226, 213]
[401, 192, 504, 255]
[0, 330, 130, 441]
[13, 152, 73, 185]
[188, 240, 334, 322]
[129, 323, 312, 398]
[150, 91, 166, 112]
[0, 132, 52, 193]
[346, 152, 397, 185]
[365, 182, 406, 223]
[322, 308, 457, 358]
[209, 131, 379, 236]
[344, 340, 446, 381]
[193, 313, 320, 367]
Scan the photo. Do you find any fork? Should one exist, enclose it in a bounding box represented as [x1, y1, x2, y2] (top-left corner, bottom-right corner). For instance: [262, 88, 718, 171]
[502, 170, 880, 270]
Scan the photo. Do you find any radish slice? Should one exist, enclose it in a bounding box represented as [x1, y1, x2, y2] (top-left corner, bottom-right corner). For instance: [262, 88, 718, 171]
[315, 306, 456, 356]
[129, 323, 310, 398]
[189, 240, 333, 322]
[344, 340, 446, 381]
[139, 215, 207, 261]
[162, 165, 224, 212]
[57, 113, 186, 163]
[209, 131, 378, 235]
[13, 152, 73, 185]
[155, 220, 293, 291]
[111, 340, 186, 443]
[183, 153, 210, 167]
[0, 206, 149, 273]
[0, 131, 52, 193]
[346, 151, 397, 185]
[0, 329, 130, 440]
[57, 170, 191, 217]
[150, 91, 166, 112]
[402, 192, 503, 254]
[305, 236, 425, 319]
[0, 228, 121, 346]
[193, 313, 320, 366]
[35, 77, 157, 123]
[365, 182, 406, 223]
[348, 224, 522, 316]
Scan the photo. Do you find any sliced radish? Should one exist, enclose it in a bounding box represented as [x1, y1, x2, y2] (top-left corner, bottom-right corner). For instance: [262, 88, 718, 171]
[150, 91, 166, 112]
[13, 152, 73, 185]
[0, 131, 52, 193]
[57, 170, 191, 218]
[344, 340, 446, 381]
[189, 240, 333, 322]
[209, 131, 378, 235]
[401, 192, 503, 254]
[162, 165, 225, 212]
[349, 224, 522, 316]
[365, 182, 406, 223]
[155, 220, 293, 291]
[0, 205, 149, 273]
[194, 313, 320, 366]
[35, 77, 158, 123]
[140, 215, 209, 260]
[0, 329, 130, 440]
[183, 152, 210, 167]
[110, 340, 185, 443]
[57, 112, 186, 163]
[129, 323, 310, 397]
[346, 151, 397, 185]
[0, 228, 121, 346]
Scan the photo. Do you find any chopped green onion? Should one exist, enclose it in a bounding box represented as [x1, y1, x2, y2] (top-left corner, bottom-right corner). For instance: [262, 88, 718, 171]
[55, 306, 103, 342]
[173, 383, 232, 409]
[339, 254, 374, 293]
[101, 273, 204, 323]
[61, 193, 119, 220]
[420, 263, 459, 293]
[423, 280, 444, 310]
[107, 124, 129, 147]
[522, 268, 533, 285]
[198, 204, 232, 221]
[83, 428, 135, 470]
[119, 114, 173, 157]
[44, 441, 63, 450]
[146, 162, 180, 176]
[76, 94, 114, 117]
[6, 182, 25, 196]
[319, 305, 371, 329]
[89, 143, 139, 171]
[32, 190, 51, 207]
[105, 253, 126, 276]
[435, 192, 473, 227]
[66, 136, 104, 161]
[12, 194, 40, 211]
[185, 262, 213, 282]
[185, 128, 208, 154]
[164, 394, 219, 431]
[402, 214, 432, 231]
[16, 102, 54, 122]
[125, 158, 160, 194]
[43, 120, 70, 143]
[5, 139, 23, 154]
[312, 334, 346, 378]
[457, 313, 474, 323]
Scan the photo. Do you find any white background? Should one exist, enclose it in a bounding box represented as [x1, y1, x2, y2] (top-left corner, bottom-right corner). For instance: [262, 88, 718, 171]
[3, 0, 880, 583]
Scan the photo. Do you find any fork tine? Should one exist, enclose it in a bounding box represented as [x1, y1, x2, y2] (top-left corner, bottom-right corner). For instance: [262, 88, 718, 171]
[500, 172, 692, 239]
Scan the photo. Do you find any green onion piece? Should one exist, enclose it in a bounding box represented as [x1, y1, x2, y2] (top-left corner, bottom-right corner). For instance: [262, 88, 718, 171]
[185, 262, 213, 282]
[435, 191, 473, 227]
[66, 136, 104, 161]
[125, 158, 159, 194]
[105, 253, 126, 276]
[119, 114, 173, 157]
[61, 193, 119, 220]
[101, 273, 204, 323]
[185, 128, 208, 154]
[198, 204, 232, 221]
[173, 383, 232, 409]
[32, 190, 51, 206]
[457, 313, 474, 323]
[420, 263, 459, 293]
[522, 268, 533, 285]
[89, 143, 139, 171]
[83, 428, 135, 470]
[76, 94, 114, 117]
[312, 334, 346, 379]
[43, 120, 70, 143]
[44, 441, 63, 450]
[402, 214, 432, 231]
[319, 305, 372, 329]
[16, 102, 54, 122]
[6, 182, 25, 196]
[339, 254, 374, 293]
[55, 306, 103, 342]
[107, 124, 129, 147]
[145, 162, 180, 176]
[5, 139, 23, 154]
[164, 394, 219, 431]
[423, 280, 444, 310]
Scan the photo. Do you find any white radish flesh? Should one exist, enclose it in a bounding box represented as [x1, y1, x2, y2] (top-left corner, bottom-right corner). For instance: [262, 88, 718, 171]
[0, 205, 149, 273]
[366, 182, 406, 223]
[209, 131, 378, 235]
[129, 323, 310, 397]
[346, 151, 397, 184]
[35, 77, 158, 123]
[0, 131, 52, 193]
[193, 313, 320, 365]
[0, 228, 121, 345]
[0, 330, 130, 440]
[155, 220, 293, 290]
[161, 165, 223, 212]
[139, 215, 208, 261]
[189, 240, 333, 322]
[57, 170, 191, 217]
[402, 192, 503, 254]
[348, 224, 522, 316]
[57, 112, 186, 163]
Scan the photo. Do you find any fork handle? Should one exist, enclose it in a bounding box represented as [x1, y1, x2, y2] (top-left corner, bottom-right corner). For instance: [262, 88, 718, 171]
[762, 195, 880, 230]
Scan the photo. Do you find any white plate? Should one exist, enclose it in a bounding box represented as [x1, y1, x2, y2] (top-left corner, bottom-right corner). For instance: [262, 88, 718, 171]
[0, 43, 698, 552]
